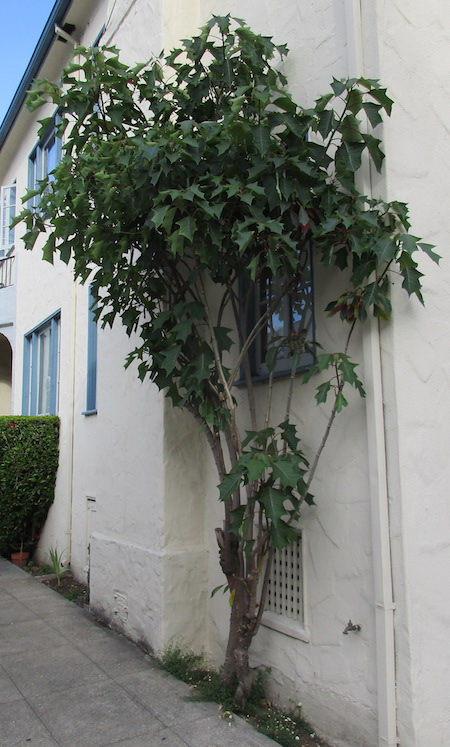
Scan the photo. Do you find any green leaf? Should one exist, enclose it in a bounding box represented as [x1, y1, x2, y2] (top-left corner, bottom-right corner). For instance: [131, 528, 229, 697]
[253, 125, 271, 156]
[347, 88, 363, 115]
[279, 421, 301, 453]
[244, 453, 270, 483]
[368, 87, 394, 116]
[234, 230, 255, 255]
[160, 345, 182, 374]
[229, 505, 246, 535]
[338, 356, 365, 396]
[177, 216, 197, 243]
[188, 350, 213, 383]
[213, 326, 233, 352]
[362, 282, 383, 308]
[316, 354, 334, 371]
[271, 456, 304, 489]
[259, 486, 290, 536]
[172, 319, 193, 343]
[270, 521, 299, 550]
[400, 233, 419, 254]
[317, 109, 334, 139]
[168, 230, 184, 255]
[218, 470, 243, 502]
[265, 344, 279, 373]
[401, 266, 424, 300]
[335, 391, 348, 412]
[331, 78, 346, 96]
[362, 102, 383, 128]
[315, 381, 332, 404]
[211, 583, 229, 598]
[336, 142, 365, 172]
[372, 236, 397, 263]
[362, 133, 384, 173]
[283, 114, 307, 138]
[418, 242, 441, 264]
[151, 204, 173, 230]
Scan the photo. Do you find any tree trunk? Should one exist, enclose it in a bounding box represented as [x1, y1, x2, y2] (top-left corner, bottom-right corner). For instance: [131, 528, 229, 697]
[222, 576, 256, 703]
[216, 528, 261, 703]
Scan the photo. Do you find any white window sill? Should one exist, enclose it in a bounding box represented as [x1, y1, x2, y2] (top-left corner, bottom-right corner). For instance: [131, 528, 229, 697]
[261, 611, 310, 642]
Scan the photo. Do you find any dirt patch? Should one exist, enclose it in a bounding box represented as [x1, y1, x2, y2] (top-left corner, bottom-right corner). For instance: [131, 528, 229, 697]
[41, 571, 88, 605]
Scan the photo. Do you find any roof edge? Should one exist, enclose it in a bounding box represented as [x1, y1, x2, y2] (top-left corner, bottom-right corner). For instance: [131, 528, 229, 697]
[0, 0, 74, 151]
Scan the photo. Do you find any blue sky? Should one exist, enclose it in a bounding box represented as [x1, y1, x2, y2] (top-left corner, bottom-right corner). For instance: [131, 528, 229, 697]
[0, 1, 57, 124]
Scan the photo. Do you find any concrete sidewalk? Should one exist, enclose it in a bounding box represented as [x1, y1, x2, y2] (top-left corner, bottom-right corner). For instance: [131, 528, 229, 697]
[0, 557, 279, 747]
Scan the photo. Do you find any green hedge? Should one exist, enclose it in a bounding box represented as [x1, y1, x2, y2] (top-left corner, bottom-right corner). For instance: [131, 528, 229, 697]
[0, 416, 60, 555]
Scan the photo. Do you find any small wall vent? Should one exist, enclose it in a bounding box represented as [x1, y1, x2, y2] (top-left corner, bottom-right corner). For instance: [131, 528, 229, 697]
[266, 533, 303, 622]
[113, 591, 128, 622]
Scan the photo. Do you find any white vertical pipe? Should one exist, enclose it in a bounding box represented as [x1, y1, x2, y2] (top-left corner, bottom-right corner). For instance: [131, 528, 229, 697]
[344, 2, 398, 745]
[65, 273, 77, 563]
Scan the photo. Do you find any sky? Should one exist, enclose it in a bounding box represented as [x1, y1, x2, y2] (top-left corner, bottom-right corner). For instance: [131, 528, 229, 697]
[0, 0, 57, 125]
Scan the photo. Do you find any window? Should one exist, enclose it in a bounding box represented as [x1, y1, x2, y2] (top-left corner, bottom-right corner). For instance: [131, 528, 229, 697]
[23, 312, 60, 415]
[28, 117, 62, 207]
[84, 286, 98, 415]
[241, 245, 315, 381]
[0, 183, 16, 257]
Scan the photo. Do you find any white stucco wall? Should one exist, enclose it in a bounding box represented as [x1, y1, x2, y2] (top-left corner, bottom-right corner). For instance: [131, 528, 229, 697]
[2, 0, 449, 744]
[360, 2, 450, 745]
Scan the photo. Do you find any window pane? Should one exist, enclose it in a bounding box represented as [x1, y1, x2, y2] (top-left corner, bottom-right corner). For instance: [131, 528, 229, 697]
[0, 184, 16, 252]
[7, 185, 16, 245]
[23, 312, 60, 416]
[257, 254, 314, 375]
[37, 326, 51, 415]
[44, 136, 57, 181]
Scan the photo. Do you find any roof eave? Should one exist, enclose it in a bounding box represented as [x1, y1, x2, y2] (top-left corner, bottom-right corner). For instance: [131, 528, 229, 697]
[0, 0, 74, 150]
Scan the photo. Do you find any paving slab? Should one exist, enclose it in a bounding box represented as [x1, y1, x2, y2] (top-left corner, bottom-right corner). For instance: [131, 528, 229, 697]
[0, 698, 59, 746]
[0, 557, 279, 747]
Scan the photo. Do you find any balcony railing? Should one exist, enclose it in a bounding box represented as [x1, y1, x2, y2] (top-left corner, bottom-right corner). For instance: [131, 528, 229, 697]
[0, 255, 15, 288]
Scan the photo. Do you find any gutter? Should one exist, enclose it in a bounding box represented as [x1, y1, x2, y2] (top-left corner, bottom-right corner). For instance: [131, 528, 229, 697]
[0, 0, 73, 150]
[344, 2, 398, 746]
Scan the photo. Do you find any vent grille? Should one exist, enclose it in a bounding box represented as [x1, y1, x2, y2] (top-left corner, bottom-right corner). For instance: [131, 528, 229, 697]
[266, 534, 303, 622]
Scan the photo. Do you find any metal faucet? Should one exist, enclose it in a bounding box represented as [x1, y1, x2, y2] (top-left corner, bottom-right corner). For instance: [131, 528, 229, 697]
[343, 619, 361, 634]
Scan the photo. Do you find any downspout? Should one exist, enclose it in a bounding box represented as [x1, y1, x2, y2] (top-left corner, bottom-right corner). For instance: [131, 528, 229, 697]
[344, 2, 398, 746]
[65, 272, 77, 563]
[65, 43, 83, 567]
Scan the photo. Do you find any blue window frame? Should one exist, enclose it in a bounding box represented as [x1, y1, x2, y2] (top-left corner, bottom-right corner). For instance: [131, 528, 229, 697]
[22, 312, 60, 415]
[28, 116, 62, 207]
[83, 286, 98, 415]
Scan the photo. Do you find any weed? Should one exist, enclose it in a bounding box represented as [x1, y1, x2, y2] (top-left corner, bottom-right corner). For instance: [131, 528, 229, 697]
[62, 588, 83, 602]
[48, 546, 69, 586]
[24, 561, 54, 576]
[158, 643, 326, 747]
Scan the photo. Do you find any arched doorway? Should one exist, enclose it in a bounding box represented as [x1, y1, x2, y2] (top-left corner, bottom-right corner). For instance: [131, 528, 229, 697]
[0, 334, 12, 415]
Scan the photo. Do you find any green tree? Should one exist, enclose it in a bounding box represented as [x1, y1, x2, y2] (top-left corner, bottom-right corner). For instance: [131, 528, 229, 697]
[16, 16, 437, 701]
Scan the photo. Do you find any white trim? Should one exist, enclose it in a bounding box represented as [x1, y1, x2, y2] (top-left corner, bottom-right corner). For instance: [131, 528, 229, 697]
[262, 611, 310, 642]
[0, 183, 16, 257]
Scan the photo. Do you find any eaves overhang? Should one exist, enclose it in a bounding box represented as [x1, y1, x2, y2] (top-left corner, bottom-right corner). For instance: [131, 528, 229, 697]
[0, 0, 74, 151]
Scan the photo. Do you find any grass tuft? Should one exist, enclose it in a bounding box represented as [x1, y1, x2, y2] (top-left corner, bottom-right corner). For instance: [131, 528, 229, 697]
[158, 643, 326, 747]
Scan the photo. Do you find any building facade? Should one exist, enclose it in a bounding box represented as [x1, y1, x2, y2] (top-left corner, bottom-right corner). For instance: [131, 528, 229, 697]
[0, 2, 449, 745]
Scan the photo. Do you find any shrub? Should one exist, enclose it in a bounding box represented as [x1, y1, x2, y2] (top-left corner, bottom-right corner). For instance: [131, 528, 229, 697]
[0, 416, 59, 555]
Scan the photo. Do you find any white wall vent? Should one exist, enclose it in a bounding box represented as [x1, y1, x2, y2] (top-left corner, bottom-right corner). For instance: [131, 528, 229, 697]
[266, 533, 303, 622]
[113, 591, 129, 622]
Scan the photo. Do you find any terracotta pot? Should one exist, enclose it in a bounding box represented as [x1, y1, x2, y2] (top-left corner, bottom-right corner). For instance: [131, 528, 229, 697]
[11, 551, 30, 568]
